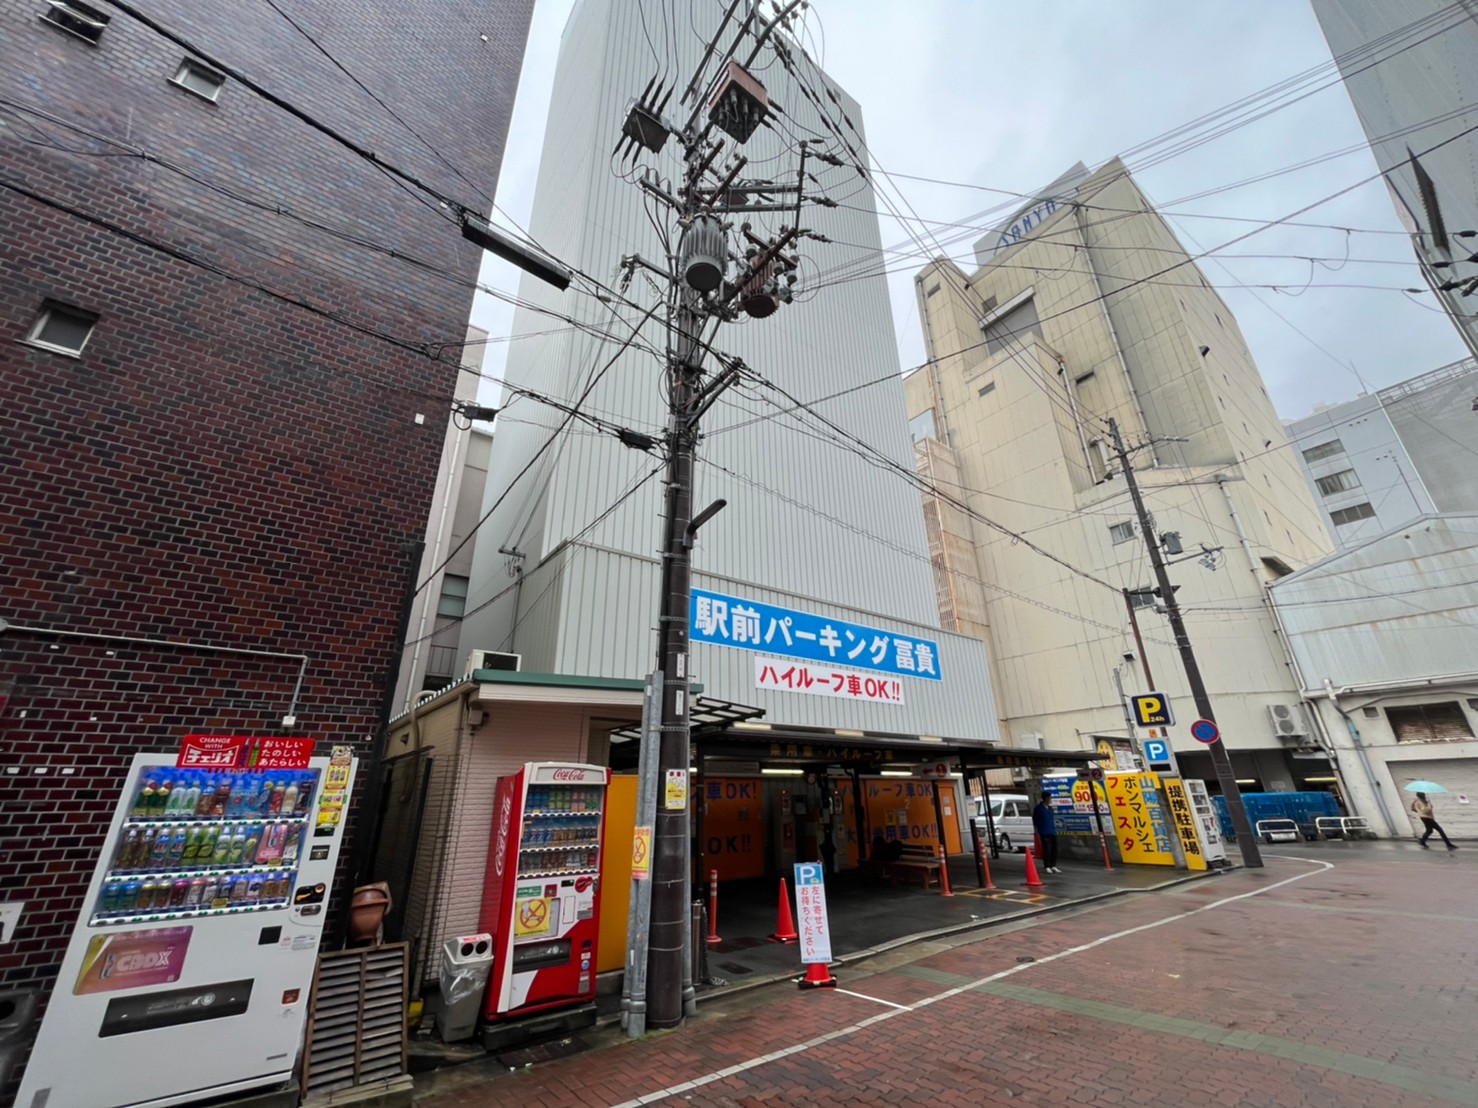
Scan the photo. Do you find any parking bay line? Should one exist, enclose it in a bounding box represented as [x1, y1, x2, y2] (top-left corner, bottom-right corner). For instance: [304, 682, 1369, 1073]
[608, 857, 1335, 1108]
[832, 987, 912, 1011]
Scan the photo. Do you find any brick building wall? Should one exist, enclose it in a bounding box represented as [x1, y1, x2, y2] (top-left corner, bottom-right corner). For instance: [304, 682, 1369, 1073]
[0, 0, 533, 1027]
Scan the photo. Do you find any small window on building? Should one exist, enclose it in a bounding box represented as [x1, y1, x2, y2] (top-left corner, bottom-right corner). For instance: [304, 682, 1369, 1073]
[1330, 502, 1376, 526]
[1109, 521, 1135, 545]
[908, 409, 937, 444]
[980, 295, 998, 314]
[23, 300, 98, 356]
[1215, 313, 1223, 328]
[1302, 439, 1346, 464]
[978, 381, 996, 398]
[172, 58, 226, 102]
[1261, 556, 1293, 579]
[41, 0, 109, 43]
[436, 574, 470, 619]
[1073, 371, 1095, 386]
[1387, 702, 1473, 743]
[1316, 469, 1362, 497]
[1362, 706, 1380, 718]
[1218, 396, 1225, 409]
[981, 296, 1042, 356]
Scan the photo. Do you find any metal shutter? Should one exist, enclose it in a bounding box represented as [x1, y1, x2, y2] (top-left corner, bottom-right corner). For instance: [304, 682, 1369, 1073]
[1389, 759, 1478, 841]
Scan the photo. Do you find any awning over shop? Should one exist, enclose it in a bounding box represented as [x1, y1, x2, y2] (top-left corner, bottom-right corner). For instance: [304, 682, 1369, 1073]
[698, 727, 1097, 771]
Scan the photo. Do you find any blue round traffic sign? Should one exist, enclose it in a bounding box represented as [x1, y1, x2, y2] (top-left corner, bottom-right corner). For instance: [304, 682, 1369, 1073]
[1190, 719, 1220, 744]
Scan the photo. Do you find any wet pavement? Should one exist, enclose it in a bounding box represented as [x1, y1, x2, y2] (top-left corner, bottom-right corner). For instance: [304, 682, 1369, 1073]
[416, 841, 1478, 1107]
[694, 851, 1203, 990]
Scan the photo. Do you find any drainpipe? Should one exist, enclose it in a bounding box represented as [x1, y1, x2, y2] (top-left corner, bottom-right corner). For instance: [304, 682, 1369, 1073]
[402, 421, 471, 713]
[1322, 677, 1396, 836]
[1057, 356, 1094, 479]
[1219, 474, 1353, 801]
[0, 620, 309, 721]
[1214, 474, 1262, 578]
[1072, 203, 1155, 465]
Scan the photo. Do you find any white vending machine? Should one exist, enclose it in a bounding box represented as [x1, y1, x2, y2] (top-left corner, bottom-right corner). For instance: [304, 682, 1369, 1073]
[17, 746, 357, 1108]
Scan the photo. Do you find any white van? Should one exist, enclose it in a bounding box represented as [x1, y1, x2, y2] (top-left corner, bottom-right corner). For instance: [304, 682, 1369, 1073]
[971, 792, 1034, 853]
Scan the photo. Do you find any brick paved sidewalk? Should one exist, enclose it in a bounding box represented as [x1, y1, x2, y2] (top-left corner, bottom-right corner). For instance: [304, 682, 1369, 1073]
[416, 846, 1478, 1108]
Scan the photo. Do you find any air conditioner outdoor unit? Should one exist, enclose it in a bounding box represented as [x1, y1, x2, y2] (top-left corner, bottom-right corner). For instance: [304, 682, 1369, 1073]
[466, 649, 521, 675]
[1268, 703, 1309, 740]
[1011, 767, 1031, 783]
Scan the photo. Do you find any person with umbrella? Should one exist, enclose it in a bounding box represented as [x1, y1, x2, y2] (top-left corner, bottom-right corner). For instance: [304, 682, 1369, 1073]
[1405, 781, 1457, 851]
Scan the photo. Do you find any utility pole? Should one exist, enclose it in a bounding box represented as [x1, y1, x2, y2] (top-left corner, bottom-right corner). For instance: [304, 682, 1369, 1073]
[1106, 418, 1263, 868]
[615, 2, 813, 1029]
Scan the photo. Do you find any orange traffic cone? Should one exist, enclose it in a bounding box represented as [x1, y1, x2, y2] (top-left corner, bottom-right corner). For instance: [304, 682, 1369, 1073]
[769, 877, 798, 943]
[798, 961, 837, 989]
[1023, 845, 1046, 890]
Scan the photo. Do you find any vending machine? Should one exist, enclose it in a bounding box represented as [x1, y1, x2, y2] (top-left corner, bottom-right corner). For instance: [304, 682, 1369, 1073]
[477, 762, 609, 1021]
[16, 747, 357, 1108]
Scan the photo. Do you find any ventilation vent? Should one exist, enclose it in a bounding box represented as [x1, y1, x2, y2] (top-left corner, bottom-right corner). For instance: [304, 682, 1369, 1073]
[301, 944, 410, 1099]
[42, 0, 109, 43]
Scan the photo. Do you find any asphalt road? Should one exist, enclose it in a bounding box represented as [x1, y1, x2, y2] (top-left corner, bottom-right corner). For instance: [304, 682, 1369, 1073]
[419, 842, 1478, 1107]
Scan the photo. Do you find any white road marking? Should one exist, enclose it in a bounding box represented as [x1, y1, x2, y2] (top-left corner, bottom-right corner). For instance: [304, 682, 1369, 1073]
[832, 987, 912, 1011]
[609, 857, 1334, 1108]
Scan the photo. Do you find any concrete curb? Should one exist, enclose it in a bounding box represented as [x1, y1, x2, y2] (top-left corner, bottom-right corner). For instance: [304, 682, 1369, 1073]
[668, 867, 1229, 1010]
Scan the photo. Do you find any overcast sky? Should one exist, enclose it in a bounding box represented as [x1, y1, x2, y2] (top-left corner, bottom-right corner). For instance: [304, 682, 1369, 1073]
[471, 0, 1471, 421]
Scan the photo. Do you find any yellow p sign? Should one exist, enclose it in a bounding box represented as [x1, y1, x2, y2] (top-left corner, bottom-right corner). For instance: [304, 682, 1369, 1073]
[1133, 692, 1173, 727]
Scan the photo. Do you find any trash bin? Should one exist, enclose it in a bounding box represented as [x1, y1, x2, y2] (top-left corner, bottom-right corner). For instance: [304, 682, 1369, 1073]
[438, 933, 493, 1042]
[0, 988, 39, 1090]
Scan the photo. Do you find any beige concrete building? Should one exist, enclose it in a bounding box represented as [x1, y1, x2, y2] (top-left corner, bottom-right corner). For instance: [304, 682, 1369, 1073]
[905, 158, 1338, 791]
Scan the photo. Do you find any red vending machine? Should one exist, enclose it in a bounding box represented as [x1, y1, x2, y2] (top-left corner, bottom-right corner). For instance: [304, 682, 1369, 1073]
[478, 761, 609, 1020]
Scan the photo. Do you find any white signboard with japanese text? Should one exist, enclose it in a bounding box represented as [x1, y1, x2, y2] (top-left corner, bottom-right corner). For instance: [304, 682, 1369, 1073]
[793, 862, 832, 964]
[693, 587, 941, 682]
[755, 656, 905, 706]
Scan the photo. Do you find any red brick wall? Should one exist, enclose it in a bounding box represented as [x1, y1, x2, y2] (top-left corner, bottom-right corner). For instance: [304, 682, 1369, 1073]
[0, 0, 533, 1021]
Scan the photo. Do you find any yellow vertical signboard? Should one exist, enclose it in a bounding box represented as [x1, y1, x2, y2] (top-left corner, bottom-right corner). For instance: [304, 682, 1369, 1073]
[1104, 773, 1176, 865]
[1159, 777, 1206, 871]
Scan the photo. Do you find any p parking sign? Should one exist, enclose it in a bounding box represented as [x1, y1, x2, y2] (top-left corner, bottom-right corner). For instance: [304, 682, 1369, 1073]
[1143, 739, 1172, 766]
[1132, 692, 1173, 728]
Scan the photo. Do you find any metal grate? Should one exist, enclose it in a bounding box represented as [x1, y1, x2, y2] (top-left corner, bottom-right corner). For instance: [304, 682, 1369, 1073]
[300, 944, 410, 1101]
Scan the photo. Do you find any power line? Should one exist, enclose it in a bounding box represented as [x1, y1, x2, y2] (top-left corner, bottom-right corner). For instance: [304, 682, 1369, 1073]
[409, 297, 667, 598]
[105, 0, 474, 217]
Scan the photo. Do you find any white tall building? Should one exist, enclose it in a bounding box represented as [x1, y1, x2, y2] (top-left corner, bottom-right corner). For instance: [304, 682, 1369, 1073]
[907, 158, 1337, 791]
[1286, 356, 1478, 550]
[459, 1, 995, 738]
[1311, 0, 1478, 359]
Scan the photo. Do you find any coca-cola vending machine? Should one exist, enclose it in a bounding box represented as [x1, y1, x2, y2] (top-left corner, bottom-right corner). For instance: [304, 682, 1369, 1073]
[478, 762, 609, 1021]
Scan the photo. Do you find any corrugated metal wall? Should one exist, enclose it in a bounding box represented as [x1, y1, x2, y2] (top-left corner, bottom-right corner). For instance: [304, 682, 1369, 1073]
[1273, 514, 1478, 689]
[551, 543, 998, 738]
[462, 0, 944, 661]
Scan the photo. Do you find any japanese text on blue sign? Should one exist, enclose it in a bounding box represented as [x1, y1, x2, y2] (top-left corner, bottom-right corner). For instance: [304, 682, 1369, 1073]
[691, 587, 942, 681]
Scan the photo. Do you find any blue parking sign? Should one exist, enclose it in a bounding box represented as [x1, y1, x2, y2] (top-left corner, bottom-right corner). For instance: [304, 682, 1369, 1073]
[1143, 739, 1171, 765]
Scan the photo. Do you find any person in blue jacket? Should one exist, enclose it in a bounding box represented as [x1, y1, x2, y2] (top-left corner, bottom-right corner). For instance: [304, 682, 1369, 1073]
[1032, 795, 1060, 873]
